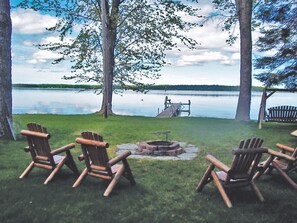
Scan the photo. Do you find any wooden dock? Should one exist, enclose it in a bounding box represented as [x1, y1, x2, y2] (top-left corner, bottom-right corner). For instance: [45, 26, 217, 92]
[156, 96, 190, 118]
[156, 103, 182, 118]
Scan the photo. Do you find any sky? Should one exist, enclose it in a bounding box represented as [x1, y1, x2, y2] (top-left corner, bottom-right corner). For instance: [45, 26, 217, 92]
[10, 0, 264, 86]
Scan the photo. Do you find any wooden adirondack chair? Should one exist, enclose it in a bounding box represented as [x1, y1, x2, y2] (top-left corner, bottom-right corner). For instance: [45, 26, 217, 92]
[196, 138, 267, 208]
[20, 123, 79, 184]
[254, 143, 297, 189]
[73, 132, 136, 197]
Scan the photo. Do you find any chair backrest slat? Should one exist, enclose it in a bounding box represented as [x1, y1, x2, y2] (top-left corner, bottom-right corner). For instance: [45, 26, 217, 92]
[26, 123, 51, 158]
[228, 138, 265, 181]
[20, 123, 56, 167]
[81, 132, 110, 170]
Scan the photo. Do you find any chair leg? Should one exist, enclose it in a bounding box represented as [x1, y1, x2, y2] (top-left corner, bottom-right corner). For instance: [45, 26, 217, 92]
[196, 164, 214, 192]
[44, 157, 66, 184]
[104, 165, 125, 197]
[211, 171, 232, 208]
[272, 161, 297, 190]
[72, 168, 88, 187]
[122, 159, 136, 185]
[19, 161, 35, 179]
[253, 156, 274, 180]
[65, 150, 79, 175]
[251, 181, 265, 202]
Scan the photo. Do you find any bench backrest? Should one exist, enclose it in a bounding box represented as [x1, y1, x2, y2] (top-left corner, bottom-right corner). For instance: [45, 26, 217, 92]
[266, 106, 297, 122]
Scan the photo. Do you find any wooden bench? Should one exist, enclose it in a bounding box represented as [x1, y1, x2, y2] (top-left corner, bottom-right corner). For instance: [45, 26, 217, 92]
[265, 105, 297, 123]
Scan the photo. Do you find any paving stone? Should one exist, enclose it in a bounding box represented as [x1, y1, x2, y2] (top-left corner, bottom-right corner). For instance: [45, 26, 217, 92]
[116, 143, 138, 151]
[177, 152, 198, 160]
[184, 146, 199, 153]
[178, 142, 187, 147]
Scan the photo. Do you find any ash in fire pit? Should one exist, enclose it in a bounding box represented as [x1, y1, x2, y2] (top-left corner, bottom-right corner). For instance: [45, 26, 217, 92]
[136, 140, 184, 156]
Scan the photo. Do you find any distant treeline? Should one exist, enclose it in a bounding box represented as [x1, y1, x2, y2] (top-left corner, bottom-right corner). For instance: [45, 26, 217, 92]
[13, 83, 263, 91]
[140, 84, 263, 91]
[13, 83, 98, 89]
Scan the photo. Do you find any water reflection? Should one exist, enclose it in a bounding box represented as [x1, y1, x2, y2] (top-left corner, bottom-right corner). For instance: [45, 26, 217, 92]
[12, 88, 296, 120]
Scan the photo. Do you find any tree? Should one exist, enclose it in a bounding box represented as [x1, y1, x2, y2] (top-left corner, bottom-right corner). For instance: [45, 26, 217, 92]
[234, 0, 253, 121]
[18, 0, 201, 116]
[0, 0, 13, 138]
[254, 0, 297, 89]
[101, 0, 118, 116]
[211, 0, 253, 121]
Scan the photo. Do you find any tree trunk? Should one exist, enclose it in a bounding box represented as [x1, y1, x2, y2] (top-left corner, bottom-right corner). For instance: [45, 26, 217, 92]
[100, 0, 120, 117]
[235, 0, 252, 121]
[0, 0, 13, 138]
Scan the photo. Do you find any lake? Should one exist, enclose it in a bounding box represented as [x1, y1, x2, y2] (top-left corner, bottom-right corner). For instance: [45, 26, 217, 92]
[12, 88, 297, 120]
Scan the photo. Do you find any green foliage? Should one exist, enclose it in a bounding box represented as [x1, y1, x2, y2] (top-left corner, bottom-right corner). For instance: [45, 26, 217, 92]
[209, 0, 261, 45]
[254, 0, 297, 89]
[208, 0, 238, 45]
[17, 0, 201, 92]
[1, 114, 297, 222]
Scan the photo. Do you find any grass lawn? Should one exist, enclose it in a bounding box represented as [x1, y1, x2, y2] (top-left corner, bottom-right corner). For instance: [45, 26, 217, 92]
[1, 114, 296, 223]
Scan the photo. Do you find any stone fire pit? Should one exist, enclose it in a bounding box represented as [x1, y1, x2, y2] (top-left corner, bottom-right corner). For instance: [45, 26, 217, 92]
[116, 141, 198, 160]
[136, 140, 183, 156]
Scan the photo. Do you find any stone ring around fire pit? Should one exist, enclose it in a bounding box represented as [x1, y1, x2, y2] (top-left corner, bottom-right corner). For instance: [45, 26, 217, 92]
[116, 141, 199, 160]
[136, 140, 183, 156]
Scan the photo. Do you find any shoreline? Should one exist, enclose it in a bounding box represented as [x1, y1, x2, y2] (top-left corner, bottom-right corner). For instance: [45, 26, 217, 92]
[12, 83, 263, 91]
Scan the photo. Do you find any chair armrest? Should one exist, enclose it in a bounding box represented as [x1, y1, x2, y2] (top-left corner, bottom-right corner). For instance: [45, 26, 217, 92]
[108, 151, 131, 166]
[21, 130, 50, 139]
[268, 149, 295, 161]
[75, 138, 109, 148]
[276, 143, 295, 154]
[206, 154, 230, 173]
[51, 143, 75, 155]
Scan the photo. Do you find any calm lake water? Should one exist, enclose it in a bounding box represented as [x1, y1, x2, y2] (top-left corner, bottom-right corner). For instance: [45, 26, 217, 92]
[12, 88, 297, 120]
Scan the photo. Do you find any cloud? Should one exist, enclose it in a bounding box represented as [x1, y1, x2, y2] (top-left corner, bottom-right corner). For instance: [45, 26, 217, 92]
[27, 50, 61, 64]
[12, 63, 74, 84]
[12, 8, 57, 34]
[164, 5, 241, 67]
[176, 51, 237, 66]
[165, 24, 240, 66]
[231, 53, 240, 60]
[11, 8, 72, 65]
[40, 35, 74, 45]
[40, 36, 62, 44]
[23, 40, 34, 47]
